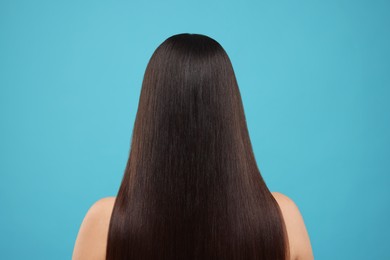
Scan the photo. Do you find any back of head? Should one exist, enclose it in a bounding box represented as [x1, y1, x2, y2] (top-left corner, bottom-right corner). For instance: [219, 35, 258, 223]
[106, 33, 289, 260]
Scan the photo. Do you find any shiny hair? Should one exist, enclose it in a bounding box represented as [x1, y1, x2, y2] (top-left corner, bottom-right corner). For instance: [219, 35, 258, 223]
[106, 33, 289, 260]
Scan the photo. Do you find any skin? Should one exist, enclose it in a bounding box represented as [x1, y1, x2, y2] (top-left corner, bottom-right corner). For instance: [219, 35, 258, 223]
[272, 192, 314, 260]
[72, 192, 314, 260]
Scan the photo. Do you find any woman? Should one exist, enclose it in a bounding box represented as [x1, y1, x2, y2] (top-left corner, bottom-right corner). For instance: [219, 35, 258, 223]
[72, 33, 313, 260]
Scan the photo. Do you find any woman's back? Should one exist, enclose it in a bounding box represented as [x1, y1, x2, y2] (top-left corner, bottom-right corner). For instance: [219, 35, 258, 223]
[72, 192, 313, 260]
[72, 34, 313, 260]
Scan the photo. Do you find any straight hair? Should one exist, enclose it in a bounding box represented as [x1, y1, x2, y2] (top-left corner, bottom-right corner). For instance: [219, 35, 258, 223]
[106, 33, 289, 260]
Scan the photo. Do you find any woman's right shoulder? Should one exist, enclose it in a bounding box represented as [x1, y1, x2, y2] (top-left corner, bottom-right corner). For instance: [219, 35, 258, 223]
[271, 192, 314, 260]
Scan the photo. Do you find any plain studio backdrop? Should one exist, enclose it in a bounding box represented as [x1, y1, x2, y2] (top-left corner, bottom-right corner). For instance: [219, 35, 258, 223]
[0, 0, 389, 259]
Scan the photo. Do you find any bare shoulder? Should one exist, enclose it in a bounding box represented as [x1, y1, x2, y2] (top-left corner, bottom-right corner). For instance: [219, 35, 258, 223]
[271, 192, 314, 260]
[72, 197, 116, 260]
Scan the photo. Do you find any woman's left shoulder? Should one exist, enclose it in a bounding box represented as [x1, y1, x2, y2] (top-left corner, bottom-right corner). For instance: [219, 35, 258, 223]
[72, 197, 116, 260]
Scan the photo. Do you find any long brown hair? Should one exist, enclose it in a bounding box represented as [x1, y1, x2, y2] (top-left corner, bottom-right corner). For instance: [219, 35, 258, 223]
[106, 33, 289, 260]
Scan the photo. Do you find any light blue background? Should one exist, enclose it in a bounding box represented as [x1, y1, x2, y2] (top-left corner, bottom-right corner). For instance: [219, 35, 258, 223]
[1, 0, 389, 259]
